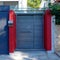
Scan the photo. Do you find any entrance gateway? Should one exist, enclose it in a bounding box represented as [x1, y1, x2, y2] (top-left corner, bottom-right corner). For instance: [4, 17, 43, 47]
[16, 14, 44, 50]
[0, 6, 52, 54]
[9, 10, 52, 53]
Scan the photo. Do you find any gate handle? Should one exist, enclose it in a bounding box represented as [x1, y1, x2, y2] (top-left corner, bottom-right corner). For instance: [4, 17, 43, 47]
[8, 20, 13, 26]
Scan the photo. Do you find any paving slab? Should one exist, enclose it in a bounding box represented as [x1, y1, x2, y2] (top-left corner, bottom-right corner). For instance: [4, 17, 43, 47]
[0, 51, 60, 60]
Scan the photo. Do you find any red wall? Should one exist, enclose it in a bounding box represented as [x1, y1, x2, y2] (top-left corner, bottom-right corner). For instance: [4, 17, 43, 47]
[44, 10, 52, 50]
[9, 10, 16, 53]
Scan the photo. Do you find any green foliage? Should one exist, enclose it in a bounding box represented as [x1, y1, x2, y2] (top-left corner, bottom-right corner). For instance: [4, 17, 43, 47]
[49, 3, 60, 15]
[27, 0, 42, 8]
[49, 3, 60, 25]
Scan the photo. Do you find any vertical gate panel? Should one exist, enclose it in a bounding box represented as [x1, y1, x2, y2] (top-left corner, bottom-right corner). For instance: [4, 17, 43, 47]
[0, 6, 9, 54]
[34, 14, 44, 49]
[16, 15, 34, 49]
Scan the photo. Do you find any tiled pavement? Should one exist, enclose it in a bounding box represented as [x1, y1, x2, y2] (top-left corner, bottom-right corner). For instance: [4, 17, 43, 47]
[0, 51, 60, 60]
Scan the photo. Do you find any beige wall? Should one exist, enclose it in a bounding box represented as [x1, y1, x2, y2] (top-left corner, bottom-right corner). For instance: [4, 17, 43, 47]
[0, 1, 18, 6]
[56, 0, 60, 2]
[55, 25, 60, 51]
[4, 1, 18, 6]
[0, 2, 3, 5]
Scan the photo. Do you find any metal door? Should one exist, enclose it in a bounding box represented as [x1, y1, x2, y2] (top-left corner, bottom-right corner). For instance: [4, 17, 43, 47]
[16, 14, 44, 49]
[33, 14, 44, 49]
[16, 14, 34, 49]
[0, 12, 9, 54]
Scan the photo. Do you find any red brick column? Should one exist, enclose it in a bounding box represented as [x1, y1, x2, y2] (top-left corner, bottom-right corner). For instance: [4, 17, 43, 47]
[44, 10, 52, 51]
[9, 10, 16, 53]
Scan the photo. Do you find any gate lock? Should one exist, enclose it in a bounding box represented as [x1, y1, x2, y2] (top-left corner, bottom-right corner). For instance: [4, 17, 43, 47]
[8, 20, 13, 26]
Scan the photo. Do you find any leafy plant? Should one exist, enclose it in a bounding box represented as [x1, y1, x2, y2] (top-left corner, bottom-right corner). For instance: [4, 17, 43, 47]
[49, 3, 60, 15]
[49, 3, 60, 25]
[27, 0, 42, 8]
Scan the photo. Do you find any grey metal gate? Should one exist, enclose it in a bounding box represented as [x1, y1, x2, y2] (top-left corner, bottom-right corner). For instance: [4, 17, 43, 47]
[16, 14, 44, 50]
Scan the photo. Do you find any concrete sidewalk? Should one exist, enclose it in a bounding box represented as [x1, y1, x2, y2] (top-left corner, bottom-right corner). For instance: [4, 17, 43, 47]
[0, 51, 60, 60]
[55, 51, 60, 57]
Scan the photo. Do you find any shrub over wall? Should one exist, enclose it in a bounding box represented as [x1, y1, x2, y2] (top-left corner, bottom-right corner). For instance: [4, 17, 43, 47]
[27, 0, 41, 8]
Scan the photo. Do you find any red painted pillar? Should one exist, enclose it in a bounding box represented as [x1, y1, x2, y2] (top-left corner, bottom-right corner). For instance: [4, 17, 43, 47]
[9, 10, 16, 53]
[44, 10, 52, 50]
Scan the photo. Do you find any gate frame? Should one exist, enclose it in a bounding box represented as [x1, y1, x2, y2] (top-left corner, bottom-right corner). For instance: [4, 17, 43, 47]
[9, 9, 55, 53]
